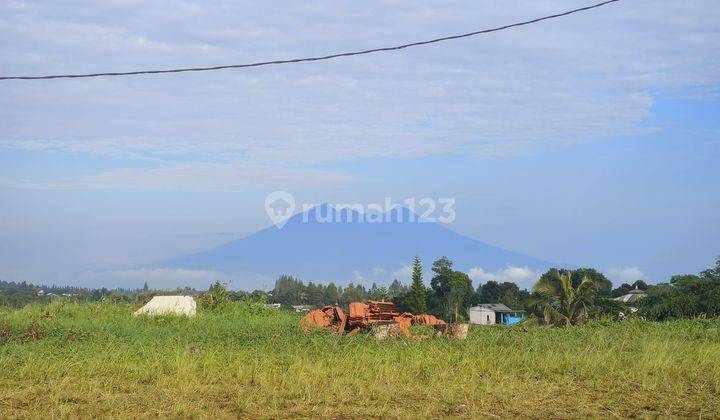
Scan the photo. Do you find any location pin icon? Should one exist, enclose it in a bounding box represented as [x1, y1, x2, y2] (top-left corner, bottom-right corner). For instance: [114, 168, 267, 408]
[264, 191, 295, 229]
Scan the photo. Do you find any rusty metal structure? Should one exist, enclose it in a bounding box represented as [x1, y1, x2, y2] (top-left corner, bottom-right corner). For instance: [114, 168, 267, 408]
[300, 300, 451, 338]
[299, 305, 346, 334]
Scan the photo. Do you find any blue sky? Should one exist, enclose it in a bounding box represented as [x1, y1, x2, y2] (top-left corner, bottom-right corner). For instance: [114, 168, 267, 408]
[0, 0, 718, 289]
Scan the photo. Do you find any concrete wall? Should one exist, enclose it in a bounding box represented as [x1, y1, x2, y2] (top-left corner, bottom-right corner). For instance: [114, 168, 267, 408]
[469, 308, 495, 325]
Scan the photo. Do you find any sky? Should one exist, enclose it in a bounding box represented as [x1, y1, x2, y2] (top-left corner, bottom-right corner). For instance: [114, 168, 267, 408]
[0, 0, 719, 290]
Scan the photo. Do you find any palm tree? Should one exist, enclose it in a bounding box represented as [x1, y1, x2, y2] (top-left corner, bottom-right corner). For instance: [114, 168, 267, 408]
[531, 271, 595, 326]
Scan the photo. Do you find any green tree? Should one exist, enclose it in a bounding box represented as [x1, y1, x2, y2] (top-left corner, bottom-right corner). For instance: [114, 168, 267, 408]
[340, 283, 367, 306]
[573, 268, 612, 295]
[388, 279, 408, 297]
[612, 279, 648, 297]
[430, 257, 453, 298]
[428, 257, 474, 321]
[199, 281, 230, 311]
[377, 286, 390, 302]
[474, 280, 528, 309]
[532, 271, 595, 326]
[700, 256, 720, 280]
[306, 282, 325, 307]
[476, 281, 527, 309]
[637, 257, 720, 320]
[446, 270, 474, 322]
[407, 256, 427, 313]
[429, 257, 453, 318]
[538, 268, 611, 296]
[477, 280, 502, 303]
[323, 282, 340, 305]
[272, 275, 305, 307]
[633, 279, 649, 290]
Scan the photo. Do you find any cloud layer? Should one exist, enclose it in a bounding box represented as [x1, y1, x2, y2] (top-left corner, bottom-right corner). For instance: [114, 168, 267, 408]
[469, 265, 542, 289]
[75, 268, 225, 290]
[605, 266, 645, 284]
[1, 0, 719, 189]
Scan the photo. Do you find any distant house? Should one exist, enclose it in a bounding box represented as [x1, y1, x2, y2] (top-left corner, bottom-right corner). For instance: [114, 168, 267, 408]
[35, 289, 45, 296]
[469, 304, 525, 325]
[266, 303, 282, 309]
[291, 305, 313, 313]
[614, 287, 647, 312]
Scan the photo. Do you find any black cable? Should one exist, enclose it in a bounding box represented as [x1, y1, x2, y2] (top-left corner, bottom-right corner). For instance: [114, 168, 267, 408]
[0, 0, 619, 81]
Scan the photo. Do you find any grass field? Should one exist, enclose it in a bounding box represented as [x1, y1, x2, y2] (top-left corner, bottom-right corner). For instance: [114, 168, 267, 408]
[1, 301, 719, 418]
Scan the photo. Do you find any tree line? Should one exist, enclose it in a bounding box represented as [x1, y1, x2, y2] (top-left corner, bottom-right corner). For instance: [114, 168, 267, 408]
[268, 255, 720, 324]
[636, 258, 720, 320]
[266, 256, 625, 322]
[2, 256, 719, 323]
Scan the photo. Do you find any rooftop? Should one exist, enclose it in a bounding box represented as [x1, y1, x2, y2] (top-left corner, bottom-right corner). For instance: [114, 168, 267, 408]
[470, 303, 525, 313]
[614, 288, 648, 304]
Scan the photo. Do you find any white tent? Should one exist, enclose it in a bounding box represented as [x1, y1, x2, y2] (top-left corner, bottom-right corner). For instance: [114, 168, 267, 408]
[133, 296, 197, 317]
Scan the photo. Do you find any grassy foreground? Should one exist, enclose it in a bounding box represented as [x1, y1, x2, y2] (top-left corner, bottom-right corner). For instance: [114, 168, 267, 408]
[1, 302, 719, 418]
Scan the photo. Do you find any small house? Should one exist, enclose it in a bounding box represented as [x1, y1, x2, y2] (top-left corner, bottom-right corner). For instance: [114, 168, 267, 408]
[469, 303, 525, 325]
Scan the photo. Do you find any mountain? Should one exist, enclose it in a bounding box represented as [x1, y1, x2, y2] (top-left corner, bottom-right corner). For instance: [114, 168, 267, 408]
[166, 204, 550, 288]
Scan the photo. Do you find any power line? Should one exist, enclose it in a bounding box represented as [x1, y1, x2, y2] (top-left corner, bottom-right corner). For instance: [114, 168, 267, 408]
[0, 0, 619, 81]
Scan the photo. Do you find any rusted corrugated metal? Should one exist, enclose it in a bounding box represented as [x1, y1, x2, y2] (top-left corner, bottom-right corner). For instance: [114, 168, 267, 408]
[300, 300, 464, 339]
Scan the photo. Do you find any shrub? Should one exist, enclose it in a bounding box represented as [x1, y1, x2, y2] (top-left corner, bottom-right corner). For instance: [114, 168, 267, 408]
[199, 281, 230, 311]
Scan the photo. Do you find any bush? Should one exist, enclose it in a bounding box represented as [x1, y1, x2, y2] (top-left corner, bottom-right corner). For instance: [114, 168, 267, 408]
[199, 281, 230, 311]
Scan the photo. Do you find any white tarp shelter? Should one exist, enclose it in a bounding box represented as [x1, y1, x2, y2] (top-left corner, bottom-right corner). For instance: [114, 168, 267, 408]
[133, 296, 196, 317]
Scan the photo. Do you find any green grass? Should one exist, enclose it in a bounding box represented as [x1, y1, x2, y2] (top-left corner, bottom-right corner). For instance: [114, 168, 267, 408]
[1, 301, 719, 418]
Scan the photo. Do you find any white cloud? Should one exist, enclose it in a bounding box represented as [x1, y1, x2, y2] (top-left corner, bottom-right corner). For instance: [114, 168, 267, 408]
[468, 265, 541, 289]
[371, 267, 387, 275]
[352, 270, 363, 282]
[74, 268, 226, 290]
[1, 0, 719, 189]
[605, 267, 645, 284]
[0, 161, 360, 191]
[392, 264, 413, 281]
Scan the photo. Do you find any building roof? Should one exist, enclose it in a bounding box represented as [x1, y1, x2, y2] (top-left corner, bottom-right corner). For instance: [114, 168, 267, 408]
[470, 303, 524, 313]
[614, 287, 647, 304]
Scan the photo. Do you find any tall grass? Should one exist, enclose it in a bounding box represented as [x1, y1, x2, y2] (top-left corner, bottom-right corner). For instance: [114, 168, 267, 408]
[1, 301, 719, 418]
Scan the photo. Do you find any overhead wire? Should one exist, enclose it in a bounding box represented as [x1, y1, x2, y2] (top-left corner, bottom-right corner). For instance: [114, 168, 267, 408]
[0, 0, 619, 81]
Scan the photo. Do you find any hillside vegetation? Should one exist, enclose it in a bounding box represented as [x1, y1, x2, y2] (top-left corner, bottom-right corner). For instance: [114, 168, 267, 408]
[1, 301, 719, 418]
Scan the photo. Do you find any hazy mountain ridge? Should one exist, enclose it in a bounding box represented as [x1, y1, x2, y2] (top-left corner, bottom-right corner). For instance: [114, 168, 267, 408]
[167, 204, 550, 287]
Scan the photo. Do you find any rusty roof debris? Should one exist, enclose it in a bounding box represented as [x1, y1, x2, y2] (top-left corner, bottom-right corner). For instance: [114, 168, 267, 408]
[300, 300, 466, 339]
